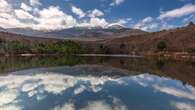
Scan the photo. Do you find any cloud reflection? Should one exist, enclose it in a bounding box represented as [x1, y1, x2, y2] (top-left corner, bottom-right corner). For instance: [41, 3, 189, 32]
[0, 72, 194, 110]
[172, 102, 195, 110]
[131, 74, 195, 101]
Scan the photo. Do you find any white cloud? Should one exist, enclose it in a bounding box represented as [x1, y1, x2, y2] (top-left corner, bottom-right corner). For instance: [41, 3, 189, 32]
[89, 9, 104, 18]
[33, 6, 77, 30]
[108, 18, 132, 27]
[71, 6, 86, 18]
[159, 4, 195, 20]
[134, 16, 159, 31]
[54, 103, 75, 110]
[29, 0, 41, 6]
[129, 74, 195, 101]
[110, 0, 125, 6]
[15, 9, 34, 20]
[153, 85, 195, 100]
[0, 104, 22, 110]
[133, 16, 174, 32]
[0, 0, 78, 30]
[77, 18, 108, 28]
[0, 0, 130, 30]
[89, 17, 108, 27]
[53, 99, 128, 110]
[0, 90, 19, 106]
[173, 102, 195, 110]
[80, 100, 128, 110]
[183, 14, 195, 23]
[21, 3, 32, 12]
[0, 0, 11, 12]
[74, 85, 86, 95]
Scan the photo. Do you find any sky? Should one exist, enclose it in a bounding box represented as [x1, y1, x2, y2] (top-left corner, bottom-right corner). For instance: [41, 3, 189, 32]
[0, 0, 195, 32]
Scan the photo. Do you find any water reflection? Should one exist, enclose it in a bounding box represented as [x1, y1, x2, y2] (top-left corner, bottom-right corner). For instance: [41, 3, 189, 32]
[0, 56, 195, 86]
[0, 65, 195, 110]
[0, 56, 195, 110]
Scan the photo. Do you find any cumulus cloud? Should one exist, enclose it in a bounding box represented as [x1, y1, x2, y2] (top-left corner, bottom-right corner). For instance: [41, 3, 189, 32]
[15, 9, 34, 20]
[0, 71, 195, 110]
[110, 0, 125, 6]
[183, 14, 195, 23]
[133, 16, 174, 32]
[173, 102, 195, 110]
[71, 6, 86, 18]
[0, 0, 11, 13]
[159, 4, 195, 20]
[54, 100, 128, 110]
[0, 0, 79, 30]
[89, 9, 104, 18]
[0, 90, 19, 106]
[0, 104, 22, 110]
[134, 16, 159, 31]
[54, 103, 75, 110]
[80, 100, 128, 110]
[29, 0, 41, 6]
[108, 18, 132, 27]
[0, 72, 122, 110]
[0, 0, 124, 30]
[130, 74, 195, 101]
[21, 3, 32, 12]
[153, 85, 195, 100]
[133, 4, 195, 31]
[89, 17, 108, 27]
[34, 6, 77, 30]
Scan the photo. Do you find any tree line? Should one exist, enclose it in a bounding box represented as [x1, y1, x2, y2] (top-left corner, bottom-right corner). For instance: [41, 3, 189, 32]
[0, 38, 83, 55]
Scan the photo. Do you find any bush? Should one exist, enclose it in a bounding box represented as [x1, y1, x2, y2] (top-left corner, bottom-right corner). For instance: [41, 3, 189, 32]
[6, 41, 30, 54]
[157, 41, 167, 51]
[187, 48, 195, 53]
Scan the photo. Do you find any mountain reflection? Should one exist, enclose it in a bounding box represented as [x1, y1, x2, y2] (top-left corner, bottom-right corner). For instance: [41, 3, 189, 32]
[0, 65, 195, 110]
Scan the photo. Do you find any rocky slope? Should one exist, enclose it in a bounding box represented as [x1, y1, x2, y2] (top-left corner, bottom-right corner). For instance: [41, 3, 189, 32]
[1, 25, 146, 39]
[99, 24, 195, 53]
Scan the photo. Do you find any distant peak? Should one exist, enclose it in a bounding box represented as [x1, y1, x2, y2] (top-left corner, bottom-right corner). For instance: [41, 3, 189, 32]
[107, 24, 126, 29]
[188, 21, 194, 27]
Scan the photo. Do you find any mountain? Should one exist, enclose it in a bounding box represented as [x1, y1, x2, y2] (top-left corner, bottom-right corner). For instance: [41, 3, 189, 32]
[40, 26, 146, 39]
[100, 23, 195, 53]
[1, 23, 195, 54]
[0, 27, 6, 32]
[0, 31, 60, 44]
[6, 28, 44, 37]
[0, 25, 147, 39]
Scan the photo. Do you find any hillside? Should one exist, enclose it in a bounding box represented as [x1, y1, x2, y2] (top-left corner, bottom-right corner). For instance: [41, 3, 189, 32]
[0, 32, 59, 44]
[0, 24, 195, 55]
[99, 24, 195, 54]
[1, 25, 147, 39]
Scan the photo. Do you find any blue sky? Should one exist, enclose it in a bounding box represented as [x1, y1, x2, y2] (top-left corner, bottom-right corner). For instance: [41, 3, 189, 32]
[0, 0, 195, 31]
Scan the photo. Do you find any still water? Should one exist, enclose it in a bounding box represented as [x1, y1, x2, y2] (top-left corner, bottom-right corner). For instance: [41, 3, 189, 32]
[0, 56, 195, 110]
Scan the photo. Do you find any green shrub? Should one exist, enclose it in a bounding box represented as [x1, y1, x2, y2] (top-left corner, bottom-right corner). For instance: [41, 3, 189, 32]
[156, 41, 167, 51]
[0, 40, 82, 55]
[187, 48, 195, 53]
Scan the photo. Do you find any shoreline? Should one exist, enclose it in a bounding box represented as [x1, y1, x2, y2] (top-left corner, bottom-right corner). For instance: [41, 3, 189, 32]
[77, 54, 144, 58]
[1, 52, 195, 61]
[144, 52, 195, 61]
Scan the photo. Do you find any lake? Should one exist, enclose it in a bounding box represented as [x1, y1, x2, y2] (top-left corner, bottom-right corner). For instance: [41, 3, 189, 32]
[0, 56, 195, 110]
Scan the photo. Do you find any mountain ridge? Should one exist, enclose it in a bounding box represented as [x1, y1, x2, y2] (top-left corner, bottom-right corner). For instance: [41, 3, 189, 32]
[0, 24, 195, 54]
[0, 26, 147, 39]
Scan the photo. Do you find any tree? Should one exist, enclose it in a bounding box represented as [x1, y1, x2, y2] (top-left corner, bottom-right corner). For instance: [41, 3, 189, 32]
[157, 41, 167, 51]
[120, 43, 125, 49]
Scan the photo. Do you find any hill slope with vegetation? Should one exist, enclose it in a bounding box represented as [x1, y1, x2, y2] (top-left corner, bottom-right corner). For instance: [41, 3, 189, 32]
[96, 23, 195, 54]
[0, 32, 82, 55]
[0, 23, 195, 56]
